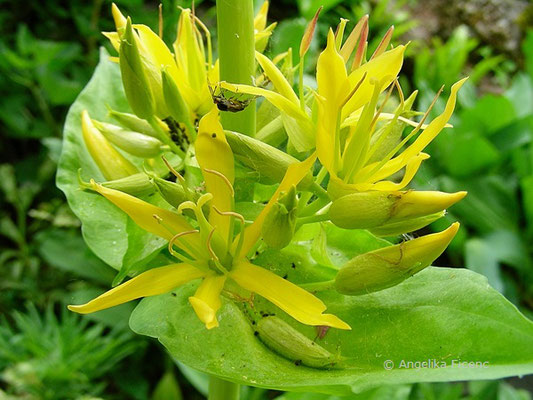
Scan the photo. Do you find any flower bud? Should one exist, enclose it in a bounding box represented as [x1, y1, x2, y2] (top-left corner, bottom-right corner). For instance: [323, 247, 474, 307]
[81, 110, 138, 180]
[369, 211, 445, 237]
[92, 120, 165, 158]
[151, 176, 189, 208]
[261, 186, 298, 249]
[100, 173, 154, 196]
[119, 18, 154, 119]
[107, 108, 163, 138]
[161, 69, 196, 140]
[256, 316, 339, 369]
[329, 190, 466, 229]
[224, 130, 314, 189]
[335, 223, 460, 295]
[300, 7, 322, 58]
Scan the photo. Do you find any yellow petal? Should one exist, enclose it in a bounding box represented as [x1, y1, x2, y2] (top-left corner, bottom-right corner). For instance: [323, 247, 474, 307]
[231, 262, 350, 329]
[174, 9, 207, 92]
[256, 52, 299, 105]
[111, 3, 127, 31]
[196, 108, 235, 244]
[68, 263, 204, 314]
[315, 30, 349, 173]
[317, 29, 349, 105]
[236, 154, 316, 258]
[361, 78, 466, 182]
[91, 182, 204, 258]
[81, 110, 138, 180]
[355, 153, 430, 191]
[189, 274, 227, 329]
[254, 1, 269, 31]
[315, 94, 336, 173]
[102, 31, 120, 52]
[219, 82, 306, 122]
[343, 45, 405, 118]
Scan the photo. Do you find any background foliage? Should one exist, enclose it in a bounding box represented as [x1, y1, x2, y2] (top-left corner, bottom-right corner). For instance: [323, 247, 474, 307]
[1, 0, 532, 398]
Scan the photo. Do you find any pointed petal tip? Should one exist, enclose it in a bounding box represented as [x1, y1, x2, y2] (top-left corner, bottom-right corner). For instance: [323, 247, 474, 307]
[321, 314, 351, 330]
[444, 222, 460, 238]
[67, 304, 89, 314]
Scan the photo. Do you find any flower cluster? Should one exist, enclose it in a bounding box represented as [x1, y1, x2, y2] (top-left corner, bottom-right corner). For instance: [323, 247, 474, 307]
[70, 3, 466, 331]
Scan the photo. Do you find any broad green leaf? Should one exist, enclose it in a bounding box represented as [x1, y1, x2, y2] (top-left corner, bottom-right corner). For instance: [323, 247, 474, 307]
[130, 262, 533, 394]
[56, 48, 165, 271]
[35, 228, 116, 285]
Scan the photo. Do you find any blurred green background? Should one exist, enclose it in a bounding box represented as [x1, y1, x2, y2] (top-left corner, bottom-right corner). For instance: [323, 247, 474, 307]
[1, 0, 532, 398]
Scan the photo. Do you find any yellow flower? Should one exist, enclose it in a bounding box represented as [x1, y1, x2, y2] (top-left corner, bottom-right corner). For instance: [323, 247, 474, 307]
[254, 1, 277, 53]
[69, 108, 350, 331]
[104, 4, 275, 119]
[104, 4, 216, 118]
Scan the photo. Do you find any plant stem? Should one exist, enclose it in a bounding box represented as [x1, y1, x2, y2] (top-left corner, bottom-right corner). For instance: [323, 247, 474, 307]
[207, 2, 254, 397]
[216, 0, 256, 136]
[208, 376, 240, 400]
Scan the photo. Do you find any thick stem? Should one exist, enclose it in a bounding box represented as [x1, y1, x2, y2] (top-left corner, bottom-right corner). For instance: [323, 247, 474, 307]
[208, 376, 240, 400]
[216, 0, 256, 136]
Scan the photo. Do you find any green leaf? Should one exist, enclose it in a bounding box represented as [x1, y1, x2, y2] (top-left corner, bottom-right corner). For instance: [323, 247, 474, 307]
[130, 262, 533, 394]
[151, 370, 183, 400]
[35, 228, 116, 285]
[56, 48, 164, 271]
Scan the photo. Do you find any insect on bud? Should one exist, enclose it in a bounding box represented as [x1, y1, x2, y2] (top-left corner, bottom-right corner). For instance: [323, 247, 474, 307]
[119, 17, 154, 119]
[261, 186, 298, 249]
[92, 120, 165, 158]
[335, 223, 460, 295]
[81, 110, 138, 180]
[256, 316, 340, 369]
[329, 190, 466, 230]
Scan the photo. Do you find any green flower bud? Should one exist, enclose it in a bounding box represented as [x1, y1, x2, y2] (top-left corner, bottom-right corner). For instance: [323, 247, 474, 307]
[335, 223, 460, 295]
[107, 109, 161, 138]
[367, 92, 417, 164]
[329, 190, 466, 230]
[256, 316, 339, 369]
[81, 110, 138, 180]
[100, 173, 154, 196]
[261, 186, 298, 249]
[162, 70, 189, 124]
[151, 176, 190, 208]
[369, 211, 445, 237]
[150, 176, 206, 219]
[224, 130, 314, 189]
[92, 120, 165, 158]
[119, 18, 154, 119]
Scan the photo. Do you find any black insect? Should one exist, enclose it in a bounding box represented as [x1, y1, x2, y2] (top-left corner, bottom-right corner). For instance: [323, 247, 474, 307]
[163, 117, 189, 151]
[208, 84, 254, 113]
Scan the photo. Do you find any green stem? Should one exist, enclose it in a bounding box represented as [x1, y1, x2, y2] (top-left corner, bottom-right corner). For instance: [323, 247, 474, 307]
[208, 2, 253, 396]
[217, 0, 256, 136]
[298, 59, 305, 110]
[296, 210, 330, 228]
[208, 376, 240, 400]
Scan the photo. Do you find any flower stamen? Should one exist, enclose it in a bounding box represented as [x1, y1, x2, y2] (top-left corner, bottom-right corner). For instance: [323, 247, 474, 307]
[203, 168, 235, 197]
[213, 206, 246, 258]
